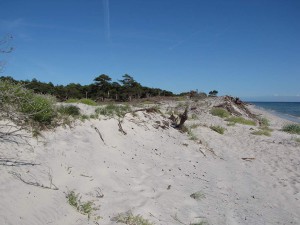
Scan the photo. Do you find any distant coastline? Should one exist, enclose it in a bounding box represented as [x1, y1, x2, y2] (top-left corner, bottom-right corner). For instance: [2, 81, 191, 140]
[249, 101, 300, 123]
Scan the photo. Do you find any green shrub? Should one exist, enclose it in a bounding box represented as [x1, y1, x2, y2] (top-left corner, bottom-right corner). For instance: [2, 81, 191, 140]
[210, 125, 225, 134]
[58, 105, 81, 116]
[20, 94, 56, 124]
[210, 108, 230, 118]
[96, 104, 131, 117]
[282, 124, 300, 134]
[225, 117, 256, 126]
[293, 137, 300, 143]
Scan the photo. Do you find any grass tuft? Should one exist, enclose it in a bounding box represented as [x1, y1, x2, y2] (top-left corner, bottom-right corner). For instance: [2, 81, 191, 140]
[190, 191, 205, 200]
[66, 191, 96, 219]
[58, 105, 81, 116]
[95, 104, 131, 118]
[251, 129, 271, 136]
[225, 117, 256, 126]
[210, 125, 225, 134]
[282, 124, 300, 134]
[210, 108, 230, 118]
[65, 98, 97, 106]
[113, 212, 154, 225]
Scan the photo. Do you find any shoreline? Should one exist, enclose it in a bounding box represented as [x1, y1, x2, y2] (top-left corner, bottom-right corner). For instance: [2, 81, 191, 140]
[248, 103, 300, 124]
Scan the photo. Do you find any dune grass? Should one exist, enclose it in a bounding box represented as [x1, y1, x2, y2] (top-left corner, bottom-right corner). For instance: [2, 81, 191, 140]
[66, 191, 96, 219]
[251, 129, 271, 136]
[210, 125, 225, 134]
[190, 191, 205, 200]
[210, 108, 230, 118]
[58, 105, 81, 116]
[95, 104, 131, 118]
[65, 98, 98, 106]
[282, 124, 300, 134]
[225, 116, 256, 126]
[113, 212, 154, 225]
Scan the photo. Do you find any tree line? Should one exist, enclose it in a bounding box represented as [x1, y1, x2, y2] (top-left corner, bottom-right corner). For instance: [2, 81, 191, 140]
[0, 74, 174, 102]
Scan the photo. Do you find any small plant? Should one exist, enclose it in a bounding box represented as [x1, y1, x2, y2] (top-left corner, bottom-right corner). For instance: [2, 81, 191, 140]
[293, 137, 300, 143]
[191, 114, 198, 120]
[66, 191, 96, 220]
[67, 191, 80, 209]
[190, 123, 200, 129]
[282, 124, 300, 134]
[113, 212, 154, 225]
[190, 191, 205, 200]
[58, 105, 81, 116]
[227, 122, 235, 126]
[258, 117, 270, 127]
[251, 129, 271, 136]
[210, 108, 230, 118]
[80, 114, 89, 121]
[210, 125, 225, 134]
[225, 117, 256, 126]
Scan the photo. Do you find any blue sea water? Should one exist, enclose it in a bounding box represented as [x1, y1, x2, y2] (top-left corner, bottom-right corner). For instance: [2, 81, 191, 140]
[249, 102, 300, 123]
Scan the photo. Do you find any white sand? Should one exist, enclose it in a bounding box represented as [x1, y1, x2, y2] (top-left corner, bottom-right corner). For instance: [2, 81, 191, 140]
[0, 99, 299, 225]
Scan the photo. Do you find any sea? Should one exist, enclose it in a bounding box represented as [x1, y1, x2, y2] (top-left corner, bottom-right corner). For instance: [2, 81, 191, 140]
[249, 102, 300, 123]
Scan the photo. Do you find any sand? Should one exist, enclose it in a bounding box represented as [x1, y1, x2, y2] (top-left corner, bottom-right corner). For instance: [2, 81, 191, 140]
[0, 97, 299, 225]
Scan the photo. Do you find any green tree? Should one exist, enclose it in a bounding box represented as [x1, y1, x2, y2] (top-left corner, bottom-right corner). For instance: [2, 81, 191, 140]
[94, 74, 112, 99]
[209, 90, 218, 97]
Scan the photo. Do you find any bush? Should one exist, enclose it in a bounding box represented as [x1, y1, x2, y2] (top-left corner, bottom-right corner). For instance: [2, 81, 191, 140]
[58, 105, 81, 116]
[20, 94, 56, 124]
[282, 124, 300, 134]
[210, 108, 230, 118]
[210, 125, 225, 134]
[225, 117, 256, 126]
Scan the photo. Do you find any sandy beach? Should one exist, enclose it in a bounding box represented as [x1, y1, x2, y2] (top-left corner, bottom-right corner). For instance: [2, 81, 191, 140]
[1, 97, 299, 225]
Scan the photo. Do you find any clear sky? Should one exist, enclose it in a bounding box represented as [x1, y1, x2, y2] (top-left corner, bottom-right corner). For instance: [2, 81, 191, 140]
[0, 0, 299, 101]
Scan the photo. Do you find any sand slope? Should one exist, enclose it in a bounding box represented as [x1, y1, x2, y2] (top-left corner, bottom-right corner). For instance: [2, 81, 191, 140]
[1, 98, 299, 225]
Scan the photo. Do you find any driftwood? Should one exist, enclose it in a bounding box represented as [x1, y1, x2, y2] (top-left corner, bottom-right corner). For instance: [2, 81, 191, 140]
[118, 120, 127, 135]
[241, 157, 255, 161]
[92, 125, 105, 144]
[177, 107, 188, 129]
[9, 171, 58, 190]
[0, 157, 40, 167]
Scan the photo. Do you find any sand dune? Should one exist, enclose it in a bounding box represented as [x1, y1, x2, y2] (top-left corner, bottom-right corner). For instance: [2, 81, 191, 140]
[1, 97, 299, 225]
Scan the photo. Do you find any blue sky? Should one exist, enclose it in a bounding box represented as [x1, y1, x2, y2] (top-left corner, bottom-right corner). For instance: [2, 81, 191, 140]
[0, 0, 299, 101]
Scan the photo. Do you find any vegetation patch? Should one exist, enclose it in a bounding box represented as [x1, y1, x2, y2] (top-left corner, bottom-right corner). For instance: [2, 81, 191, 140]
[65, 98, 98, 106]
[58, 105, 81, 116]
[210, 108, 230, 118]
[210, 125, 225, 134]
[190, 191, 205, 200]
[225, 117, 256, 126]
[293, 137, 300, 143]
[66, 191, 96, 219]
[282, 124, 300, 134]
[251, 129, 271, 136]
[258, 117, 270, 127]
[95, 104, 131, 118]
[113, 212, 154, 225]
